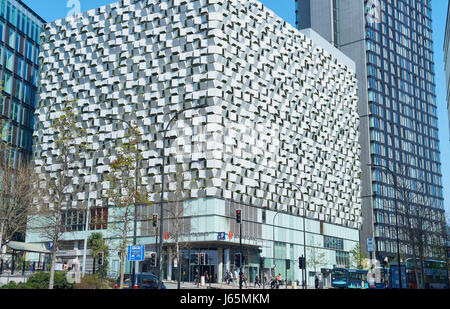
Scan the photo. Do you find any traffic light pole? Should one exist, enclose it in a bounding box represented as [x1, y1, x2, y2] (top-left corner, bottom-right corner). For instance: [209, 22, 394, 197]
[239, 220, 242, 290]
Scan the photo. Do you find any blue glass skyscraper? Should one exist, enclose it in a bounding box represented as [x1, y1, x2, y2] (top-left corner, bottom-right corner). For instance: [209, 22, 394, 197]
[297, 0, 446, 262]
[0, 0, 45, 166]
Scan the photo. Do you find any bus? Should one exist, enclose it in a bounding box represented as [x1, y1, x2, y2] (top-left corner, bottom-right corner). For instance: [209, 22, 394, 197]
[331, 268, 368, 289]
[331, 268, 347, 288]
[347, 269, 368, 289]
[405, 259, 449, 289]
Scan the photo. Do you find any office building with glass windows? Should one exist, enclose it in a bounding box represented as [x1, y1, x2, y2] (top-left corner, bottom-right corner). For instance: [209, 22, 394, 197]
[27, 0, 362, 287]
[0, 0, 44, 166]
[297, 0, 447, 265]
[445, 1, 450, 137]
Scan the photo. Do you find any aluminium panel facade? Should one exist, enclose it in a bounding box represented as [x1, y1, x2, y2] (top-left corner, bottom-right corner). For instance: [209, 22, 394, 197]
[33, 0, 361, 246]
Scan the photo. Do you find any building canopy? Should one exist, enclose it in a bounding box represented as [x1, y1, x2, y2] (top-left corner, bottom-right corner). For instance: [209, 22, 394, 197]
[6, 241, 50, 254]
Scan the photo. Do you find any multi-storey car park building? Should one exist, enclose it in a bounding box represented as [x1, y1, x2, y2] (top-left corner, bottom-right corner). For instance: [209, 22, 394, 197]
[0, 0, 44, 166]
[297, 0, 447, 265]
[27, 0, 361, 287]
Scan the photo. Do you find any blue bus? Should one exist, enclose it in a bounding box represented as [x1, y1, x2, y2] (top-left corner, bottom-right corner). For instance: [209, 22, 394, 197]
[347, 269, 368, 289]
[331, 268, 348, 288]
[331, 268, 369, 289]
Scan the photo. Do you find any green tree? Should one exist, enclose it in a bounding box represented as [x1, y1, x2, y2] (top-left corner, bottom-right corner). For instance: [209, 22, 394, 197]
[31, 99, 88, 289]
[87, 232, 109, 276]
[102, 122, 151, 289]
[350, 243, 366, 269]
[306, 242, 328, 275]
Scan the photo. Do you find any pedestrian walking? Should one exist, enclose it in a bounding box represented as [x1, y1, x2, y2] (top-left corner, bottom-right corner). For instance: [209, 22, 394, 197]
[195, 269, 199, 287]
[315, 275, 319, 289]
[255, 274, 261, 287]
[225, 270, 232, 285]
[241, 273, 247, 287]
[204, 270, 209, 283]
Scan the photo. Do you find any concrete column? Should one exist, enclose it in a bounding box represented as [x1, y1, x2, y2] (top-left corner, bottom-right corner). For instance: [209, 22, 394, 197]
[167, 247, 172, 280]
[224, 249, 230, 273]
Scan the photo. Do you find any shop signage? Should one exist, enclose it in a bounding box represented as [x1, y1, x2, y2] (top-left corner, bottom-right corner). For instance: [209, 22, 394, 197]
[164, 232, 170, 240]
[217, 232, 226, 240]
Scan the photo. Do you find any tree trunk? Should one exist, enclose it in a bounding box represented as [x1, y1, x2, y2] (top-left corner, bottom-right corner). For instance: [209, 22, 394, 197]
[119, 230, 127, 288]
[49, 247, 57, 289]
[120, 252, 126, 288]
[176, 241, 180, 289]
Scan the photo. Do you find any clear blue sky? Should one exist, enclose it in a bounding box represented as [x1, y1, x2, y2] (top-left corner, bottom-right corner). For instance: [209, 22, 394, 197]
[23, 0, 450, 216]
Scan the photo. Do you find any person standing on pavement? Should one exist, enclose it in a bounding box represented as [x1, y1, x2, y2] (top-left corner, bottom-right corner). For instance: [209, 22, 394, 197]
[315, 275, 319, 289]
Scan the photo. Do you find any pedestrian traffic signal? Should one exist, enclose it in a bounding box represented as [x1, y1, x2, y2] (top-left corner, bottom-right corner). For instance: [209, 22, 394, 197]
[236, 209, 242, 224]
[150, 252, 157, 267]
[234, 253, 241, 268]
[98, 252, 104, 265]
[200, 252, 205, 265]
[152, 214, 158, 227]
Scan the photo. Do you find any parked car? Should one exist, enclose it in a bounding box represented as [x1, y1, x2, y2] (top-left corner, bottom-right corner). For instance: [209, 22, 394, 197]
[114, 273, 166, 289]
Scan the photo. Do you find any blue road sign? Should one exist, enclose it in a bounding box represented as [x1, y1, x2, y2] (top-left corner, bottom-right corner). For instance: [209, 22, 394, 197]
[127, 245, 145, 261]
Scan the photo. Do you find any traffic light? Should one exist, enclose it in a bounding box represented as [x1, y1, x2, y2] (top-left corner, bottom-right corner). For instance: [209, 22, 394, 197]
[150, 252, 157, 267]
[98, 252, 104, 265]
[298, 256, 305, 269]
[236, 209, 242, 224]
[286, 259, 290, 270]
[200, 252, 205, 265]
[152, 214, 158, 227]
[234, 253, 241, 268]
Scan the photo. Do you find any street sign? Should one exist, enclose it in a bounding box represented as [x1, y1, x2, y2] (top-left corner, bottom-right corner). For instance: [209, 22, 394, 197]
[127, 245, 145, 261]
[366, 238, 374, 252]
[228, 231, 233, 240]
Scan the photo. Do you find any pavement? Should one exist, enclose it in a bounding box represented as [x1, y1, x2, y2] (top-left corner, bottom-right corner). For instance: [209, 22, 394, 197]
[0, 272, 316, 289]
[163, 280, 312, 289]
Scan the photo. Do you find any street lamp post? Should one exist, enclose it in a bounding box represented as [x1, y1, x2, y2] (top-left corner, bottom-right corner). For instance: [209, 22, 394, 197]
[272, 209, 280, 280]
[82, 151, 96, 277]
[368, 163, 403, 289]
[99, 116, 140, 287]
[277, 180, 308, 289]
[0, 216, 5, 274]
[157, 104, 208, 289]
